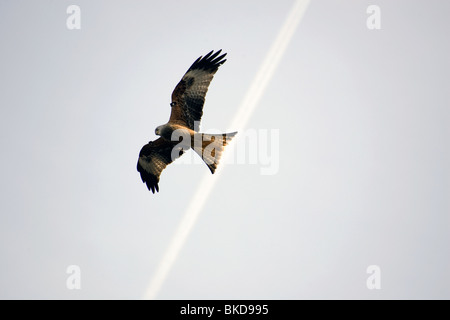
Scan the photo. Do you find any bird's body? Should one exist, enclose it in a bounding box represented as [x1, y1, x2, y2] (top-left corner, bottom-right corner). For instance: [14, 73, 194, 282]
[137, 50, 237, 193]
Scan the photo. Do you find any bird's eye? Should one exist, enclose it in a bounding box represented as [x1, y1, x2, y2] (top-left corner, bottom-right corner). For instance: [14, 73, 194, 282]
[170, 102, 176, 107]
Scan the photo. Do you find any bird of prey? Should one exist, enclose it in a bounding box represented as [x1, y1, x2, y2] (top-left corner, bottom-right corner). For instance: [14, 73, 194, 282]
[137, 50, 237, 193]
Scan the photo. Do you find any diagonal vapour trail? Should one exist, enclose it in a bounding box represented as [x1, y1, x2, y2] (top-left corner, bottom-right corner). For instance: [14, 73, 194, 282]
[142, 0, 310, 300]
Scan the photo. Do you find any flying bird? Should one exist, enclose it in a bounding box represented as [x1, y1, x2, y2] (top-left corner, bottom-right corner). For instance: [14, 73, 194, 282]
[137, 50, 237, 193]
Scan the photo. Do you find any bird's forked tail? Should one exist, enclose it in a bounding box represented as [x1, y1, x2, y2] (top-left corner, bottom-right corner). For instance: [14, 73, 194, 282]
[192, 132, 237, 173]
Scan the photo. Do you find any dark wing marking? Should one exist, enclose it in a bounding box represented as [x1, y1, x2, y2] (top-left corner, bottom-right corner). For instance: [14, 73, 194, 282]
[136, 138, 184, 193]
[169, 50, 227, 131]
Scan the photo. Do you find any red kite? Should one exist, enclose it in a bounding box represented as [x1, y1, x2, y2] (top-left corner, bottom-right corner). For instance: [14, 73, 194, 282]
[137, 50, 237, 193]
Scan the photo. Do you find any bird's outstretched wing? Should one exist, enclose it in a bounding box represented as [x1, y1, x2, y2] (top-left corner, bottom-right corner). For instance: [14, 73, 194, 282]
[169, 50, 227, 131]
[136, 138, 184, 193]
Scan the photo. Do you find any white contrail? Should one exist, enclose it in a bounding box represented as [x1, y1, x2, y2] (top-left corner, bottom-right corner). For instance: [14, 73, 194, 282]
[142, 0, 310, 300]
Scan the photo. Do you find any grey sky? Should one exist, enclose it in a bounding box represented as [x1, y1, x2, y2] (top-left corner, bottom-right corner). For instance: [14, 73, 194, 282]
[0, 0, 449, 299]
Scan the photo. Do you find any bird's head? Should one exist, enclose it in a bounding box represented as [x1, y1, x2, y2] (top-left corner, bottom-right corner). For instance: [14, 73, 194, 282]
[155, 125, 163, 136]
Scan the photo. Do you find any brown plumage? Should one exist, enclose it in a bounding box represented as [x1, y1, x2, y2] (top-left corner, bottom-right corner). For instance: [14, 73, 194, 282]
[137, 50, 237, 193]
